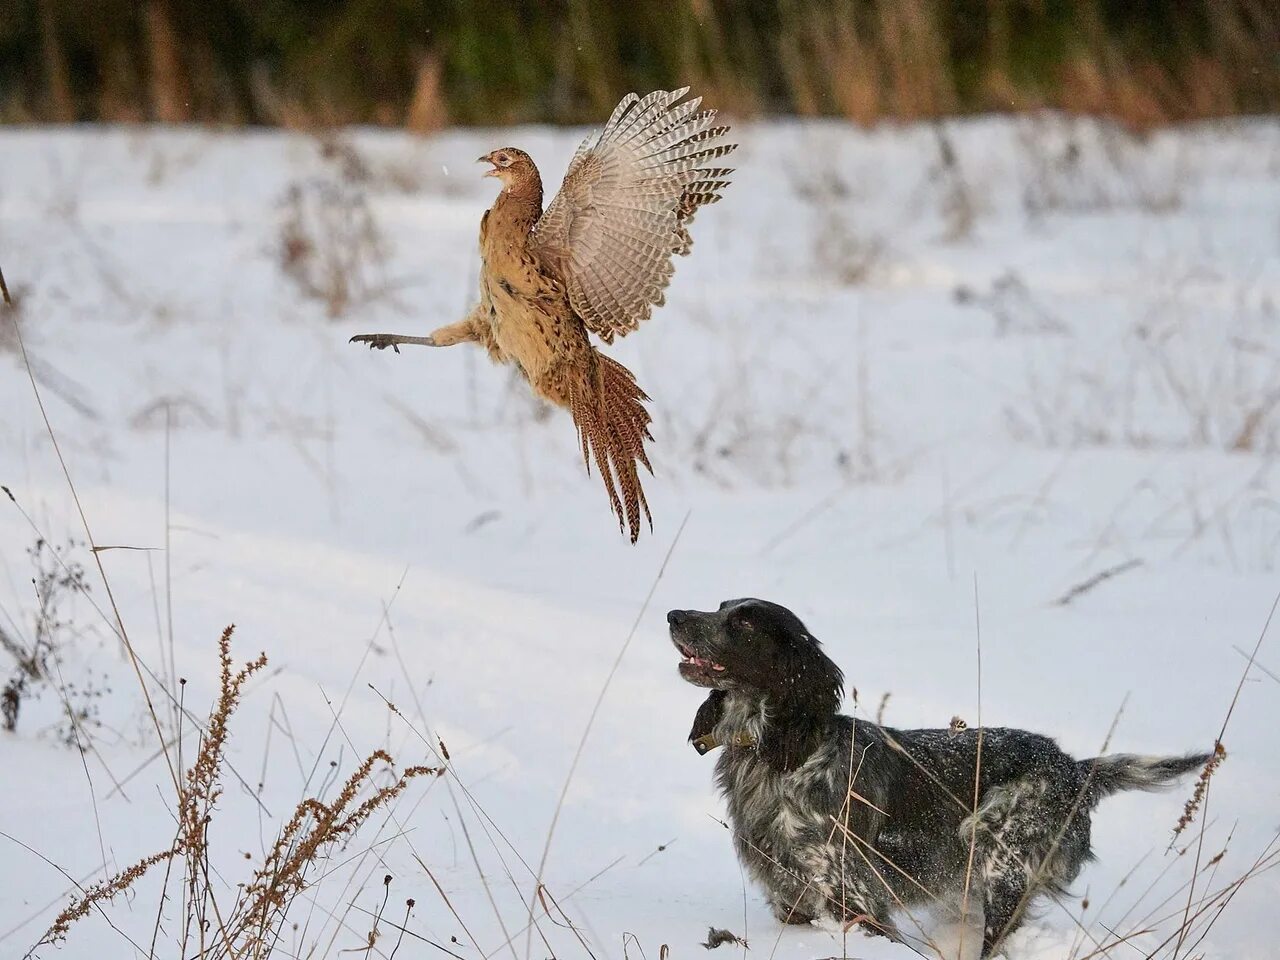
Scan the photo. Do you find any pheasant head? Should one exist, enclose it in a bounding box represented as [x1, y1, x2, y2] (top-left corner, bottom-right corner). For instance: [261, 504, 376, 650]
[478, 148, 541, 197]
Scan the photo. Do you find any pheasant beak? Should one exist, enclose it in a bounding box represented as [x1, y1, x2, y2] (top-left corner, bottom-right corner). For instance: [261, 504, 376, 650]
[478, 153, 500, 178]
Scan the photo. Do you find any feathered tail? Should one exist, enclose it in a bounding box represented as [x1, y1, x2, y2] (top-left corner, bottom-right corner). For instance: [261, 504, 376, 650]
[567, 351, 654, 542]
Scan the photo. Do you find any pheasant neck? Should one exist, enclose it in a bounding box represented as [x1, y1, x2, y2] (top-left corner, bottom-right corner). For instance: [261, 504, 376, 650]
[494, 177, 543, 230]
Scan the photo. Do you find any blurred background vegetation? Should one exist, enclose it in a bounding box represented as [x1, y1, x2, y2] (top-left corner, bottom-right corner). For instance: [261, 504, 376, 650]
[2, 0, 1276, 130]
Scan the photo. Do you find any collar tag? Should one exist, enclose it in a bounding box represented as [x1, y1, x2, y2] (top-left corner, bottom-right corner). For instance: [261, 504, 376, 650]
[691, 732, 757, 755]
[691, 733, 720, 755]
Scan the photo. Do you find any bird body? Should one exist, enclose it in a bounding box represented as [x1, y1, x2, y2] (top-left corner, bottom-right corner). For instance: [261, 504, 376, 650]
[477, 179, 581, 389]
[353, 88, 735, 541]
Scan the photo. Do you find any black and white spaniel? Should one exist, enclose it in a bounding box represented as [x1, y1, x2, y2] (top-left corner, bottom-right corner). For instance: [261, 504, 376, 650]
[669, 598, 1209, 959]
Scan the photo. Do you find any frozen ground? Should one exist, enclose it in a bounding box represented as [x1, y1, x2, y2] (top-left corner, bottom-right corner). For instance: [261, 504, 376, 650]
[1, 115, 1278, 959]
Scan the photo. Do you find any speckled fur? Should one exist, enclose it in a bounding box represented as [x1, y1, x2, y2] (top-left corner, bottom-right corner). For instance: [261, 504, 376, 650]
[669, 599, 1211, 958]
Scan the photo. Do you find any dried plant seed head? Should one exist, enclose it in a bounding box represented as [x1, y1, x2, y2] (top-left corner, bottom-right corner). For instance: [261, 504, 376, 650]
[875, 692, 892, 725]
[1173, 741, 1227, 841]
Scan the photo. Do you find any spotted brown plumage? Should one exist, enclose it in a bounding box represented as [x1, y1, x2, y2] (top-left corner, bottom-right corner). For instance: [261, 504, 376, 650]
[352, 88, 736, 541]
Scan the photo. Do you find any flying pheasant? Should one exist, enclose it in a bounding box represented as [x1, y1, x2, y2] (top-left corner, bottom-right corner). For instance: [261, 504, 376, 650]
[352, 88, 735, 542]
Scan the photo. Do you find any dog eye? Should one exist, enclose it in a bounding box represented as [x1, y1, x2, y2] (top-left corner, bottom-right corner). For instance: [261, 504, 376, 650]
[729, 612, 754, 633]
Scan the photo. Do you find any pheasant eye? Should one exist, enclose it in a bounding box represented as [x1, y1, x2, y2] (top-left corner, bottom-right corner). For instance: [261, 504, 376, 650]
[499, 154, 511, 166]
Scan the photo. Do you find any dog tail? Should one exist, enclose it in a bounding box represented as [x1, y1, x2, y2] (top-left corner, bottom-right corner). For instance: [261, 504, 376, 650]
[1080, 752, 1213, 801]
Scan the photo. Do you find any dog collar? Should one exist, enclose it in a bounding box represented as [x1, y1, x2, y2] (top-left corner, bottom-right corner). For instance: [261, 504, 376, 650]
[691, 732, 758, 755]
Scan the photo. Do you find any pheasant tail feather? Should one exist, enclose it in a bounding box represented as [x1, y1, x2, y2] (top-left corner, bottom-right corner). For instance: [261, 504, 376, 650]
[569, 352, 654, 542]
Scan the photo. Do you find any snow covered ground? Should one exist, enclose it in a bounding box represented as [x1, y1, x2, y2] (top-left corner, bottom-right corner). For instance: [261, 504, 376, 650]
[1, 115, 1278, 959]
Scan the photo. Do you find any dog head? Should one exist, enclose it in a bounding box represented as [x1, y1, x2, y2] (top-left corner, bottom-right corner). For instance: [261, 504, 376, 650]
[668, 597, 843, 701]
[668, 599, 844, 766]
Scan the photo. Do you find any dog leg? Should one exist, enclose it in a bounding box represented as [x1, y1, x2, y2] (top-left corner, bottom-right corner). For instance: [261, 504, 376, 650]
[980, 885, 1026, 958]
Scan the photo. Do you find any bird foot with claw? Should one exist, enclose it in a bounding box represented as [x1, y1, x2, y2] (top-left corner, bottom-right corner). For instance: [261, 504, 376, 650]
[348, 333, 437, 353]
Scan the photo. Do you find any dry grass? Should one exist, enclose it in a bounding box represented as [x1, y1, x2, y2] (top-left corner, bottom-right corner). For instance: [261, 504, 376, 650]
[954, 271, 1070, 337]
[1017, 114, 1193, 218]
[931, 123, 976, 242]
[276, 137, 393, 319]
[1002, 275, 1280, 457]
[1173, 743, 1227, 843]
[787, 149, 887, 287]
[0, 538, 100, 743]
[34, 626, 440, 958]
[144, 0, 191, 124]
[405, 54, 448, 135]
[776, 0, 957, 128]
[10, 0, 1279, 130]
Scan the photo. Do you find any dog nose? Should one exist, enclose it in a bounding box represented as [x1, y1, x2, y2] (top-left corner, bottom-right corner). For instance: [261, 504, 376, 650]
[667, 609, 689, 627]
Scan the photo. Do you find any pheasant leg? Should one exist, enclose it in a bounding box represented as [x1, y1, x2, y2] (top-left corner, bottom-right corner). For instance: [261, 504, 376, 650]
[348, 333, 439, 353]
[349, 318, 482, 353]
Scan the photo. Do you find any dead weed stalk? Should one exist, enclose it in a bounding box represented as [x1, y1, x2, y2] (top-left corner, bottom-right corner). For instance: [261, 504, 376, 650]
[276, 136, 393, 318]
[0, 538, 98, 742]
[34, 626, 439, 958]
[1172, 742, 1227, 844]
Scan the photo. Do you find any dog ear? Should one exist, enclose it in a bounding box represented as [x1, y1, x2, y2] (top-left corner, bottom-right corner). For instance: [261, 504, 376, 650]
[759, 699, 824, 771]
[757, 644, 843, 772]
[689, 689, 727, 755]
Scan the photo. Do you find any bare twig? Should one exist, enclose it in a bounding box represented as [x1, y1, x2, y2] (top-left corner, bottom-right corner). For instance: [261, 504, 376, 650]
[1055, 559, 1143, 606]
[8, 288, 179, 793]
[959, 575, 985, 959]
[524, 511, 692, 957]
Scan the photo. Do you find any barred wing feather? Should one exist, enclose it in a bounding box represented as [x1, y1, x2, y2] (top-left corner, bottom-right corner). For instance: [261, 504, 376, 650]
[533, 88, 736, 343]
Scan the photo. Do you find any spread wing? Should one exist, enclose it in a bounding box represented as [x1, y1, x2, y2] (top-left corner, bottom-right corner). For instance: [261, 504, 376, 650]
[532, 87, 736, 343]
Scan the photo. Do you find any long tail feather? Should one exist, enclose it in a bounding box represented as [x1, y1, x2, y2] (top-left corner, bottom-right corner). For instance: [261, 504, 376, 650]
[567, 351, 654, 542]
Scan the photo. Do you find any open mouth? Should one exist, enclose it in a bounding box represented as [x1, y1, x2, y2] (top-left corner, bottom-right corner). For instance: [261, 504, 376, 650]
[675, 640, 726, 675]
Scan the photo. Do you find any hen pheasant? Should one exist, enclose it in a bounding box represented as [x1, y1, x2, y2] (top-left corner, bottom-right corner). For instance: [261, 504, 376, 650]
[352, 88, 735, 542]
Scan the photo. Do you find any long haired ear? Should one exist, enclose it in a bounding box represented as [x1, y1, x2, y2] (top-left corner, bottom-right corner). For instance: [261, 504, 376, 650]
[760, 641, 843, 771]
[689, 689, 727, 755]
[782, 637, 843, 712]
